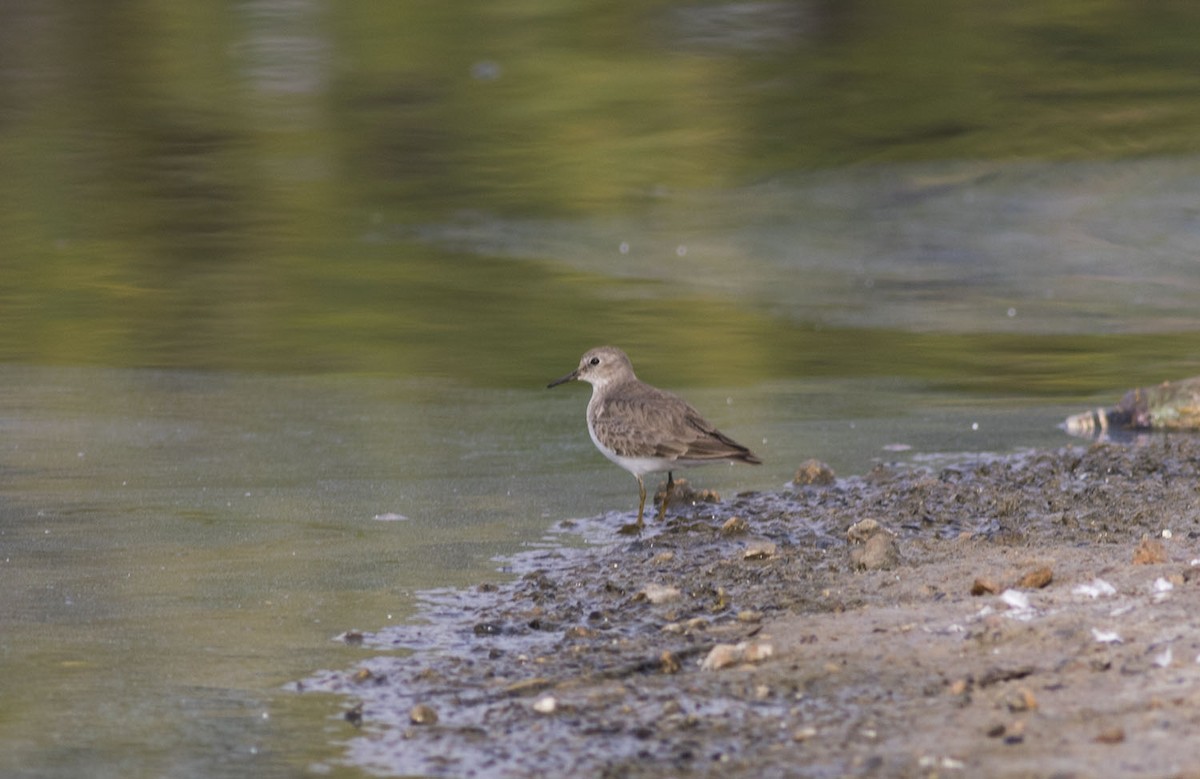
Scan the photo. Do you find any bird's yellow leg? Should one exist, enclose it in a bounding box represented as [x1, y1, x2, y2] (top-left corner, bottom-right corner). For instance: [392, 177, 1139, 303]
[636, 475, 647, 530]
[657, 471, 673, 522]
[618, 476, 648, 535]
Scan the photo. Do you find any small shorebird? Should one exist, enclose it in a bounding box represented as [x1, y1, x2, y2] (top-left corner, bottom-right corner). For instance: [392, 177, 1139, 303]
[548, 346, 761, 533]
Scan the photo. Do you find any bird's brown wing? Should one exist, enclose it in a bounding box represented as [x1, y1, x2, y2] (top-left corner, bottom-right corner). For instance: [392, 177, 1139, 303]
[595, 382, 760, 463]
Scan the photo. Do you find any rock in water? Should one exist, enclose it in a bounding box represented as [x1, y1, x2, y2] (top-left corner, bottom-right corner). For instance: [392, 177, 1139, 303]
[1064, 378, 1200, 436]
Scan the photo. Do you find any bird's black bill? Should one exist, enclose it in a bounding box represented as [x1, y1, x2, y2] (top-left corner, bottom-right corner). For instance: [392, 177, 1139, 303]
[547, 370, 578, 389]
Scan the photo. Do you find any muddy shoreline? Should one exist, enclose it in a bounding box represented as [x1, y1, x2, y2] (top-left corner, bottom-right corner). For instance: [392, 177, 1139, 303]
[299, 437, 1200, 778]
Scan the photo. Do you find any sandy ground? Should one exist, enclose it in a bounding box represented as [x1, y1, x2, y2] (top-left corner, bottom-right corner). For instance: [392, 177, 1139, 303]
[299, 436, 1200, 778]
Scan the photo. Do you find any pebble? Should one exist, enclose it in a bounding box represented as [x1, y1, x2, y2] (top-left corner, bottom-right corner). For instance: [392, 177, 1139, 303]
[661, 617, 708, 634]
[700, 643, 742, 671]
[1073, 579, 1117, 598]
[1016, 566, 1053, 589]
[743, 641, 774, 663]
[1095, 727, 1126, 744]
[793, 459, 836, 486]
[720, 516, 749, 536]
[850, 533, 900, 570]
[847, 520, 900, 570]
[409, 704, 438, 725]
[650, 551, 675, 564]
[971, 577, 1001, 596]
[1133, 535, 1168, 565]
[638, 584, 682, 604]
[532, 695, 557, 714]
[1000, 589, 1031, 612]
[743, 541, 777, 560]
[1005, 687, 1038, 712]
[846, 519, 886, 543]
[700, 640, 774, 671]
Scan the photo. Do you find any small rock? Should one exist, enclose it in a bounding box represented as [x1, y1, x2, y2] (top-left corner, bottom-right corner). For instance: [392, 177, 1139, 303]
[700, 643, 742, 671]
[650, 550, 675, 564]
[794, 459, 836, 486]
[409, 704, 438, 725]
[743, 541, 777, 560]
[846, 518, 887, 543]
[660, 650, 681, 674]
[850, 533, 901, 571]
[1005, 687, 1038, 712]
[720, 516, 749, 536]
[532, 695, 557, 714]
[1003, 719, 1026, 744]
[663, 617, 709, 634]
[1073, 579, 1117, 598]
[637, 583, 682, 604]
[971, 577, 1001, 596]
[793, 725, 818, 742]
[700, 640, 774, 671]
[1016, 566, 1053, 589]
[339, 631, 365, 645]
[742, 641, 774, 663]
[1000, 589, 1031, 612]
[1095, 727, 1126, 744]
[737, 610, 763, 623]
[846, 519, 901, 570]
[345, 703, 363, 727]
[1133, 535, 1168, 565]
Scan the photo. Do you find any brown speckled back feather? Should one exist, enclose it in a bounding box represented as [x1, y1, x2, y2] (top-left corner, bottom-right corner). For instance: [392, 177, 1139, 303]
[590, 379, 761, 464]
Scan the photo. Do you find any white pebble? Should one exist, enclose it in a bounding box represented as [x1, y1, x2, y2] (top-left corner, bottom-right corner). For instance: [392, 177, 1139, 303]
[1000, 589, 1030, 611]
[1073, 579, 1117, 599]
[639, 584, 682, 604]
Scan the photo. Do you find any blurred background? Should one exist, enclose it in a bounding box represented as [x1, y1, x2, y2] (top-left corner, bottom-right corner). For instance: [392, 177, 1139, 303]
[2, 1, 1199, 777]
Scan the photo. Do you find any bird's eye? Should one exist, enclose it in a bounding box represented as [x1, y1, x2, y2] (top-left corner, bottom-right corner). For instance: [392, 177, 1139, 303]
[589, 357, 600, 366]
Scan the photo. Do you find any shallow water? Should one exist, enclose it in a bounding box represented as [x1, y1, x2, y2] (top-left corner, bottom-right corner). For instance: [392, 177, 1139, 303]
[2, 1, 1200, 777]
[0, 364, 1090, 778]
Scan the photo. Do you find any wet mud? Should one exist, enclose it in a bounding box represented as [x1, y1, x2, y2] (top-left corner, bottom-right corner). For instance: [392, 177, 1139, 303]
[298, 437, 1200, 778]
